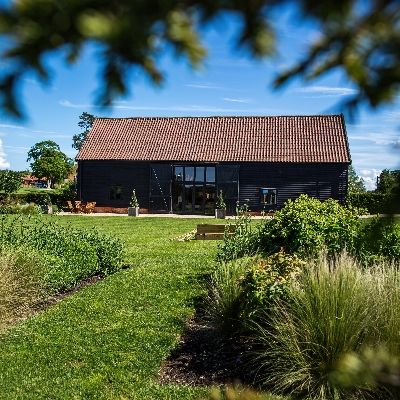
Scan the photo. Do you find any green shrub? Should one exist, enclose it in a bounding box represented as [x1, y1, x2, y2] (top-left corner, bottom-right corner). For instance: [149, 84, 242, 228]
[0, 216, 125, 292]
[346, 192, 398, 214]
[259, 194, 363, 258]
[240, 252, 305, 319]
[253, 252, 400, 399]
[357, 217, 400, 262]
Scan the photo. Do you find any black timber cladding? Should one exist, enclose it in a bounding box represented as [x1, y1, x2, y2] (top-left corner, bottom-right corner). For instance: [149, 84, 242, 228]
[77, 159, 348, 213]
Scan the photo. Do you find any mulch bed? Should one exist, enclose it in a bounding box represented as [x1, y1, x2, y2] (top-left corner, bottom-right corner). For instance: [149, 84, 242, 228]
[157, 311, 256, 387]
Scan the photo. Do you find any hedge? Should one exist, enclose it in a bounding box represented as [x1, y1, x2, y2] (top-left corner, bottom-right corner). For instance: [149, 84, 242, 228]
[0, 190, 76, 211]
[346, 192, 399, 214]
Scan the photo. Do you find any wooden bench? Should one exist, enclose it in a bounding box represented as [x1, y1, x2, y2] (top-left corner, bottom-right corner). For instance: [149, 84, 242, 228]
[195, 224, 236, 240]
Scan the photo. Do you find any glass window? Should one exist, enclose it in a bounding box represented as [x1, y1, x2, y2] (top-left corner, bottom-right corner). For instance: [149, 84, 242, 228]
[185, 167, 194, 181]
[195, 167, 205, 182]
[206, 167, 215, 182]
[109, 186, 115, 199]
[116, 186, 122, 199]
[174, 166, 183, 181]
[262, 188, 277, 205]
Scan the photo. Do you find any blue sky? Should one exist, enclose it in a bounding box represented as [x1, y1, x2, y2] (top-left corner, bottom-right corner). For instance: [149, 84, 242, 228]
[0, 6, 399, 190]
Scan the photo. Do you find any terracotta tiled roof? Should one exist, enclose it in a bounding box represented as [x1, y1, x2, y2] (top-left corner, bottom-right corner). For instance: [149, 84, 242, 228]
[76, 115, 351, 163]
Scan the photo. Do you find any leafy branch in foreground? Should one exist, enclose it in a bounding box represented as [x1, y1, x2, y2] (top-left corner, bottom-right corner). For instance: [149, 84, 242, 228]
[0, 1, 398, 117]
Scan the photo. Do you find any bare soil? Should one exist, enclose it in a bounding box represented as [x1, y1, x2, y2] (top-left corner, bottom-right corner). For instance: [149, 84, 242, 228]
[157, 311, 256, 387]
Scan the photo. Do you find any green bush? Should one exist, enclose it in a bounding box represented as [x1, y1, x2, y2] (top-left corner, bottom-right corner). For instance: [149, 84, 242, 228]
[357, 217, 400, 262]
[259, 194, 364, 258]
[346, 192, 398, 214]
[0, 185, 76, 211]
[253, 252, 400, 399]
[240, 252, 305, 319]
[0, 216, 125, 292]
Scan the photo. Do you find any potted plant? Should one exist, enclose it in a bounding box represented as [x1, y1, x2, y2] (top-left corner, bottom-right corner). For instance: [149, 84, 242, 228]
[128, 189, 139, 217]
[215, 190, 226, 219]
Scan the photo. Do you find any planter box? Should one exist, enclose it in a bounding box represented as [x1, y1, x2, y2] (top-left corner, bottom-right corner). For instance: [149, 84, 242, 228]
[128, 207, 139, 217]
[215, 209, 226, 219]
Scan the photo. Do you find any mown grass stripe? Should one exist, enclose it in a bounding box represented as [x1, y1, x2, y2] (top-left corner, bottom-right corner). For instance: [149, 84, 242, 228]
[0, 217, 217, 399]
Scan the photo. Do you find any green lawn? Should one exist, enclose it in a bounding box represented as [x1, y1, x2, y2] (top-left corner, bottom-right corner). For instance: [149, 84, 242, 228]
[0, 216, 219, 399]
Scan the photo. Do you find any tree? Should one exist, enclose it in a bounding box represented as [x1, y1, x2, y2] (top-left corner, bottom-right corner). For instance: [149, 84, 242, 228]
[348, 164, 366, 193]
[376, 169, 400, 193]
[0, 170, 23, 194]
[72, 112, 96, 151]
[0, 1, 399, 117]
[27, 141, 74, 189]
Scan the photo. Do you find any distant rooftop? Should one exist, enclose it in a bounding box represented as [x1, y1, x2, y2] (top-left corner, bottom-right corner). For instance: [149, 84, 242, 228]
[76, 115, 351, 163]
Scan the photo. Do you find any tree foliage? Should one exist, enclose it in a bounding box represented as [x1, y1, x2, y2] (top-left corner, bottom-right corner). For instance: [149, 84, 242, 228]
[27, 141, 74, 188]
[0, 170, 23, 194]
[0, 0, 399, 116]
[377, 169, 400, 194]
[72, 112, 95, 151]
[348, 164, 366, 193]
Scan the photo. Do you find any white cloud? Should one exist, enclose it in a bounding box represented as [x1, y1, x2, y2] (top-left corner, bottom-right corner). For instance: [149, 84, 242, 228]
[358, 169, 381, 191]
[221, 98, 251, 103]
[393, 139, 400, 149]
[0, 132, 7, 137]
[292, 86, 358, 97]
[0, 140, 10, 169]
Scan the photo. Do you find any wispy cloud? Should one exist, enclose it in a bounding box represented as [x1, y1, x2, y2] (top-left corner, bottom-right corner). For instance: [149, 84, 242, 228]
[0, 123, 60, 135]
[185, 83, 244, 92]
[221, 98, 251, 103]
[58, 99, 289, 114]
[3, 145, 30, 154]
[394, 139, 400, 149]
[23, 78, 39, 85]
[0, 140, 10, 169]
[348, 130, 400, 146]
[291, 86, 358, 97]
[0, 132, 7, 137]
[185, 84, 223, 90]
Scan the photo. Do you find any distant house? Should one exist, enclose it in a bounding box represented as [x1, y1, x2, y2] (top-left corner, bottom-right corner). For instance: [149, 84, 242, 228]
[76, 115, 351, 214]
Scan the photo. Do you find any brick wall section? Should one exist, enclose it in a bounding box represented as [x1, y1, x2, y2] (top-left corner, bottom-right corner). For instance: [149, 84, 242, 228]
[94, 207, 149, 214]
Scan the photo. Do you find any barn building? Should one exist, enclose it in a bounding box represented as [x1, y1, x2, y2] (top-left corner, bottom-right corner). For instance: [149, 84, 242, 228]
[75, 114, 351, 214]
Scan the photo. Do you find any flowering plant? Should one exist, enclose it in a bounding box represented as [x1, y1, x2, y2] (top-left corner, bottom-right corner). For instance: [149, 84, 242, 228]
[129, 190, 139, 208]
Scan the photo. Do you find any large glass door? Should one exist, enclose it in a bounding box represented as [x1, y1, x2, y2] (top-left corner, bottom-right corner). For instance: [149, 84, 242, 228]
[173, 165, 215, 214]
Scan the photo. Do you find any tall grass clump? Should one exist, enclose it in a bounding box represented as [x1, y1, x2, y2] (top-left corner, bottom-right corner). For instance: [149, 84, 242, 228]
[204, 257, 253, 338]
[254, 252, 400, 399]
[217, 203, 260, 262]
[0, 245, 47, 330]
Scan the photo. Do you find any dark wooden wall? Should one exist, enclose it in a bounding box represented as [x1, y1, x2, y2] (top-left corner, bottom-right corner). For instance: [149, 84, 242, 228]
[233, 162, 348, 212]
[78, 160, 348, 212]
[78, 160, 152, 209]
